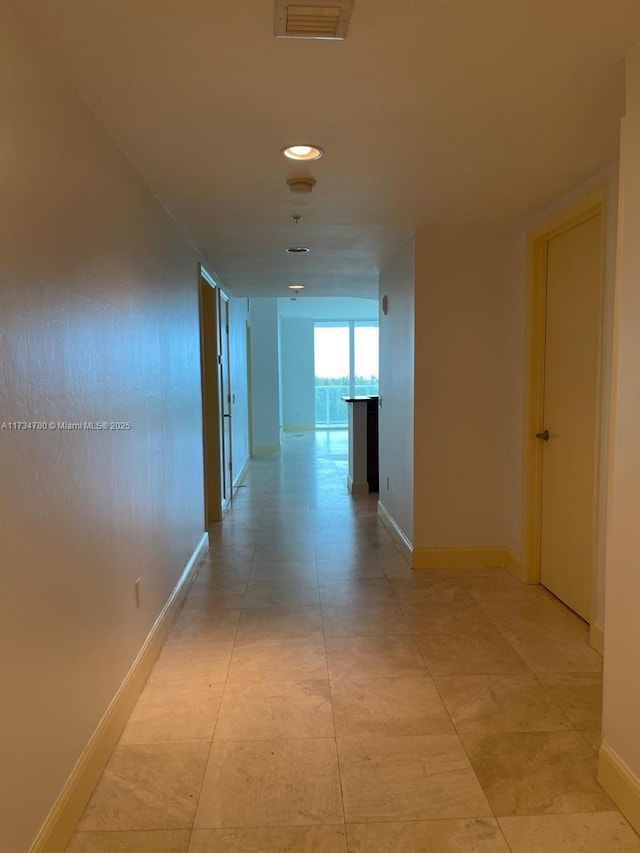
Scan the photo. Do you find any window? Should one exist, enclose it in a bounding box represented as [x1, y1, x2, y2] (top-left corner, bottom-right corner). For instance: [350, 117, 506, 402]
[314, 321, 379, 426]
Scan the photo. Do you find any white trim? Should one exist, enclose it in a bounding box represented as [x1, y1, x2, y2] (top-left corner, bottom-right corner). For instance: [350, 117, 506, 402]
[252, 444, 281, 455]
[412, 547, 520, 572]
[232, 455, 250, 492]
[375, 503, 520, 575]
[377, 501, 412, 563]
[29, 532, 209, 853]
[590, 621, 605, 655]
[347, 477, 369, 495]
[598, 741, 640, 835]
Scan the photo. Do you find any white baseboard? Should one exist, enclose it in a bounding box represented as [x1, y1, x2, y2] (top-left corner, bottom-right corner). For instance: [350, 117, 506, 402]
[598, 740, 640, 835]
[375, 505, 518, 574]
[412, 546, 520, 571]
[377, 501, 412, 563]
[29, 532, 209, 853]
[590, 621, 605, 655]
[348, 477, 369, 495]
[233, 455, 250, 492]
[252, 444, 281, 455]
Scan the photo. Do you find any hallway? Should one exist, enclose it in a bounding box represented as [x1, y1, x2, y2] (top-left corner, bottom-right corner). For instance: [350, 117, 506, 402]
[66, 432, 639, 853]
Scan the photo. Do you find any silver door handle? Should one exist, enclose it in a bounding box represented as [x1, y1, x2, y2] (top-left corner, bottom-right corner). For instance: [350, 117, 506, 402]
[535, 430, 550, 441]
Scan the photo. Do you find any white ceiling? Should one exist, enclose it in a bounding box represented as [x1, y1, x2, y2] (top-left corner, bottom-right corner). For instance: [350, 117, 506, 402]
[14, 0, 640, 298]
[277, 296, 377, 319]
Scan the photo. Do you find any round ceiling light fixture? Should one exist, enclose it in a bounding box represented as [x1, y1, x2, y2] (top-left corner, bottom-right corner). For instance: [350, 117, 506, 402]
[286, 246, 311, 254]
[288, 284, 305, 291]
[282, 145, 324, 161]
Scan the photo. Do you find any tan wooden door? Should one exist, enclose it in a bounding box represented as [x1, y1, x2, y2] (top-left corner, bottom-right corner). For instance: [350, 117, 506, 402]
[539, 212, 602, 620]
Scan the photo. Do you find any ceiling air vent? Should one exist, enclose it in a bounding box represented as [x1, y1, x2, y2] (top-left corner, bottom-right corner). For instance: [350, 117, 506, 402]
[274, 0, 354, 40]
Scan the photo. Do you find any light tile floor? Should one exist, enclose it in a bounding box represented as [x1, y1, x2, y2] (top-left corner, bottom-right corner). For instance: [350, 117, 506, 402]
[66, 430, 640, 853]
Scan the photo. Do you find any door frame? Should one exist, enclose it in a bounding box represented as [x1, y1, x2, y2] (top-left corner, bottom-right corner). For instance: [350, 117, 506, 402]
[246, 320, 254, 458]
[218, 288, 233, 510]
[198, 264, 223, 525]
[521, 189, 606, 599]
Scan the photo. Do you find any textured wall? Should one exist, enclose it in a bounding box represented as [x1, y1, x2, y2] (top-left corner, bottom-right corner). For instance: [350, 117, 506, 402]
[602, 41, 640, 790]
[229, 297, 250, 482]
[0, 9, 205, 850]
[413, 226, 518, 550]
[249, 299, 281, 451]
[378, 236, 416, 543]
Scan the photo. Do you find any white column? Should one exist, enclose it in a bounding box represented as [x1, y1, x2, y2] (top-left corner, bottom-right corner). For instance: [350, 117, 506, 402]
[346, 400, 369, 494]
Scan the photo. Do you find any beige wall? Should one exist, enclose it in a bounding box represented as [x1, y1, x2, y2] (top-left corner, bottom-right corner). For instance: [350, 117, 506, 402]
[0, 9, 206, 851]
[413, 226, 520, 551]
[601, 41, 640, 792]
[280, 317, 316, 430]
[378, 236, 415, 543]
[229, 296, 250, 484]
[378, 192, 615, 584]
[378, 228, 520, 556]
[248, 298, 281, 451]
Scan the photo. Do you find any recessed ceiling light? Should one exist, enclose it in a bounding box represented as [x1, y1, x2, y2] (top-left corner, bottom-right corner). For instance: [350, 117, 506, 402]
[288, 284, 305, 291]
[282, 145, 324, 161]
[286, 247, 311, 254]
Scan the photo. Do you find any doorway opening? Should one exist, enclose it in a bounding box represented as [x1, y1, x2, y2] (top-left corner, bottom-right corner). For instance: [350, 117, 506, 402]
[522, 191, 605, 623]
[199, 265, 233, 525]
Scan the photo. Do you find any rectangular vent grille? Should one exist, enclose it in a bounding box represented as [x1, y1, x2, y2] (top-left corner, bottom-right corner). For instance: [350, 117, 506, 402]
[288, 6, 341, 35]
[274, 0, 354, 40]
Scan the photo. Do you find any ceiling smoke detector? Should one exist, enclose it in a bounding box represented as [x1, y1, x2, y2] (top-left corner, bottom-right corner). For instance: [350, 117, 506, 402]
[274, 0, 354, 40]
[287, 177, 316, 194]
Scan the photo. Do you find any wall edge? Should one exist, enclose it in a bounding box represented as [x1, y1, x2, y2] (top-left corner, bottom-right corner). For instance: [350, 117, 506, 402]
[598, 741, 640, 835]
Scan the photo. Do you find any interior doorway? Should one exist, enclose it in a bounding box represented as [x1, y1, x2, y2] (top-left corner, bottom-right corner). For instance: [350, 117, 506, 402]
[522, 192, 604, 622]
[199, 265, 233, 524]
